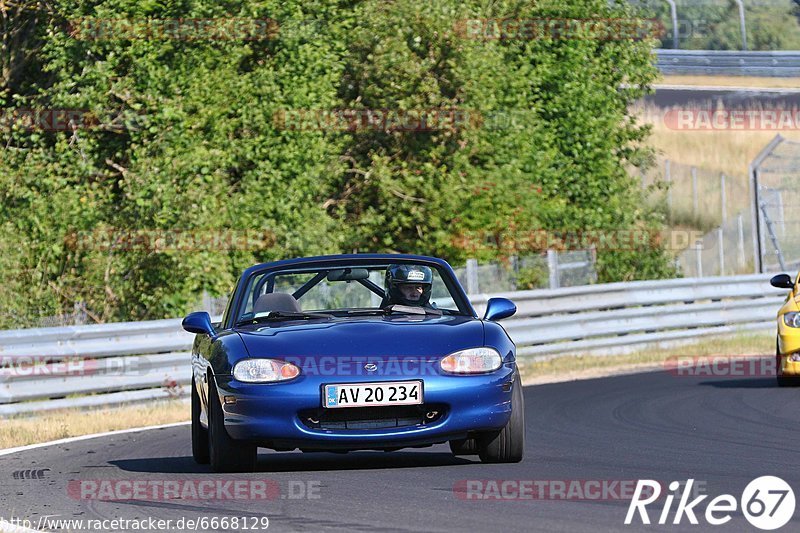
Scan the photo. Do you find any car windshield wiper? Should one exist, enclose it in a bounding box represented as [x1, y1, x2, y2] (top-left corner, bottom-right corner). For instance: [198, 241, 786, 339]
[236, 311, 333, 326]
[345, 306, 440, 316]
[384, 304, 443, 316]
[345, 309, 386, 316]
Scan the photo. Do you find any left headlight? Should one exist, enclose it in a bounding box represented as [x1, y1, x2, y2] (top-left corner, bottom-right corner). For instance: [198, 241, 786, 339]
[785, 312, 800, 328]
[440, 347, 503, 374]
[233, 359, 300, 383]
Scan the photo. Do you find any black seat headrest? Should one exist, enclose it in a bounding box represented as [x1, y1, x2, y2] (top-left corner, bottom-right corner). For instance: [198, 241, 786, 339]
[253, 292, 302, 314]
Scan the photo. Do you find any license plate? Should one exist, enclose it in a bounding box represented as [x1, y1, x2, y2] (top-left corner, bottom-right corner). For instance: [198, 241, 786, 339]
[323, 381, 423, 408]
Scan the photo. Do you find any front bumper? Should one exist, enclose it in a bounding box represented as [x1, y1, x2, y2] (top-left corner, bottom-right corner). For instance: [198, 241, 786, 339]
[779, 354, 800, 376]
[213, 364, 517, 451]
[777, 322, 800, 376]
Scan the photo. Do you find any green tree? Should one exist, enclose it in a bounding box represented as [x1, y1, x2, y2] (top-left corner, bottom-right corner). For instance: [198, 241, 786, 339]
[0, 0, 675, 327]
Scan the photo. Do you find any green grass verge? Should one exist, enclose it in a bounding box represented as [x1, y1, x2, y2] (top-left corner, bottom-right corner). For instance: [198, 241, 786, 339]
[519, 331, 773, 383]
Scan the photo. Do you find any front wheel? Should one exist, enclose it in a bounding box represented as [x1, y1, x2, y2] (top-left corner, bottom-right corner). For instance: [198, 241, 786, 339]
[191, 375, 210, 464]
[449, 438, 479, 456]
[777, 376, 800, 387]
[478, 372, 525, 463]
[208, 380, 257, 472]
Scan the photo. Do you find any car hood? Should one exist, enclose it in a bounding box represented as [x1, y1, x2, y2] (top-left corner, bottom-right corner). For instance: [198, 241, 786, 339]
[235, 315, 483, 360]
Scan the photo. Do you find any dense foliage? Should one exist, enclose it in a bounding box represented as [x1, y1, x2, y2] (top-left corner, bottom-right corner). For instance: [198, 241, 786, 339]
[1, 0, 674, 326]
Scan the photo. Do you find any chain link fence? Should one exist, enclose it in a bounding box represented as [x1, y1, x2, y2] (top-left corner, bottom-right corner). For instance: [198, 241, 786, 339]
[24, 302, 90, 328]
[751, 135, 800, 272]
[660, 160, 750, 232]
[643, 157, 757, 277]
[626, 0, 800, 52]
[677, 214, 755, 277]
[643, 135, 800, 277]
[453, 249, 597, 295]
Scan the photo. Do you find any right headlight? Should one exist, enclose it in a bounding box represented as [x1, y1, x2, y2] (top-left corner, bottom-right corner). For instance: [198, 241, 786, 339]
[784, 312, 800, 328]
[233, 359, 300, 383]
[440, 347, 502, 374]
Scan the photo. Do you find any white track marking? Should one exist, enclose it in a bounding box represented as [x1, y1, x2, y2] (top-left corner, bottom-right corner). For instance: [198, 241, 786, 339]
[0, 421, 189, 457]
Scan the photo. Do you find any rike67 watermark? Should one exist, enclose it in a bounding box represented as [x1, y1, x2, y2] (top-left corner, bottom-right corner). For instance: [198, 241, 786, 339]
[626, 477, 795, 530]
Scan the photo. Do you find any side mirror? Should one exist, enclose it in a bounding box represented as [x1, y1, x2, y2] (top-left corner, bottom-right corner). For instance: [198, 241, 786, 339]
[182, 311, 215, 336]
[770, 274, 794, 290]
[483, 297, 516, 321]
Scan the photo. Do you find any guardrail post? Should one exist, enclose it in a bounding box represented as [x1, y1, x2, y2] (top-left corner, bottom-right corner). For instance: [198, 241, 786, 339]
[201, 291, 213, 313]
[737, 214, 746, 271]
[73, 301, 87, 325]
[509, 255, 518, 290]
[665, 159, 672, 221]
[695, 240, 703, 278]
[717, 227, 725, 276]
[664, 0, 679, 49]
[466, 258, 479, 295]
[547, 250, 559, 289]
[734, 0, 747, 51]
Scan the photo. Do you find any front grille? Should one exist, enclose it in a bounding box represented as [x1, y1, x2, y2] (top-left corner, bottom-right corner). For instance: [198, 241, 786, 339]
[299, 404, 446, 430]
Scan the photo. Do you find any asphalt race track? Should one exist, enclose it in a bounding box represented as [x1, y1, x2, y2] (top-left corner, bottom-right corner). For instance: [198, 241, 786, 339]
[3, 370, 800, 532]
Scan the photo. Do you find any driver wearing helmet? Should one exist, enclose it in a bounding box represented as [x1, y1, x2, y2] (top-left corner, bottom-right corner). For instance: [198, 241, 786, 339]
[383, 264, 435, 308]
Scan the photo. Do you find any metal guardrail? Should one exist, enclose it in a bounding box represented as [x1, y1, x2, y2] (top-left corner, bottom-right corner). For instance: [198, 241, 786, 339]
[655, 50, 800, 77]
[472, 273, 783, 357]
[0, 274, 784, 415]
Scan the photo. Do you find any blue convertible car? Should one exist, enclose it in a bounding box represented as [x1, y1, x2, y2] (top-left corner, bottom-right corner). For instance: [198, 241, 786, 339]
[183, 254, 523, 472]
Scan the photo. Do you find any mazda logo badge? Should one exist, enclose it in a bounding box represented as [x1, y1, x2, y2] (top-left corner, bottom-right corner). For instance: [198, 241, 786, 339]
[364, 363, 378, 372]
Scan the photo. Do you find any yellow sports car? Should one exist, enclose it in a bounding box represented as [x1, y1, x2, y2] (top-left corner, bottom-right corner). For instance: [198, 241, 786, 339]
[771, 273, 800, 386]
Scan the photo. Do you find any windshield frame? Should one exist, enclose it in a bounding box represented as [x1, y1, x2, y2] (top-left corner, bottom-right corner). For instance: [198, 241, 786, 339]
[225, 255, 475, 328]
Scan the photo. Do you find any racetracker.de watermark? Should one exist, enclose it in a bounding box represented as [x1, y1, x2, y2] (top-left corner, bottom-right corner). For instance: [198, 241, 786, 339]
[4, 515, 270, 532]
[272, 108, 539, 132]
[453, 18, 664, 41]
[451, 229, 706, 252]
[65, 229, 276, 252]
[68, 18, 279, 41]
[280, 356, 452, 377]
[0, 355, 168, 378]
[0, 109, 142, 131]
[453, 479, 706, 501]
[274, 108, 478, 132]
[663, 108, 800, 131]
[664, 356, 777, 377]
[67, 479, 320, 500]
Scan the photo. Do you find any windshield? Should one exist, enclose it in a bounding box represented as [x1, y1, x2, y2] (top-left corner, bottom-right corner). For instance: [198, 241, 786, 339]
[234, 262, 470, 324]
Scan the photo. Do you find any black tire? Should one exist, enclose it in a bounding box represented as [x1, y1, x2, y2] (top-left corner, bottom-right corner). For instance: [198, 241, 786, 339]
[478, 373, 525, 464]
[449, 438, 479, 456]
[208, 379, 257, 472]
[191, 375, 210, 464]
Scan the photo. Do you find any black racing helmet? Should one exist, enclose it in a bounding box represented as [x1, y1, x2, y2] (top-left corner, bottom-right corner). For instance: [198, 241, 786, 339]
[385, 264, 433, 306]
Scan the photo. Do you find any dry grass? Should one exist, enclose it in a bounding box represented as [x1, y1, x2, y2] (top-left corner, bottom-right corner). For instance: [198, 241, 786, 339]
[658, 75, 800, 89]
[635, 104, 800, 243]
[0, 399, 189, 450]
[519, 331, 773, 385]
[639, 104, 800, 177]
